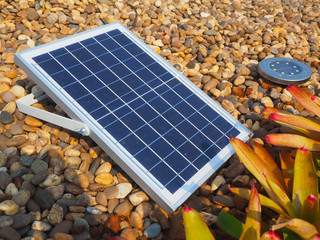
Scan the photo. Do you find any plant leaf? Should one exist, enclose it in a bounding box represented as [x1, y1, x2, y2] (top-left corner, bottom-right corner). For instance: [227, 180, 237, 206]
[239, 184, 261, 240]
[271, 218, 319, 239]
[292, 148, 319, 223]
[307, 234, 320, 240]
[260, 231, 281, 240]
[263, 107, 288, 116]
[282, 227, 303, 240]
[230, 138, 285, 205]
[229, 186, 289, 218]
[286, 85, 320, 118]
[182, 206, 215, 240]
[269, 113, 320, 133]
[280, 151, 295, 195]
[265, 174, 296, 218]
[265, 134, 320, 151]
[253, 142, 287, 192]
[217, 211, 244, 239]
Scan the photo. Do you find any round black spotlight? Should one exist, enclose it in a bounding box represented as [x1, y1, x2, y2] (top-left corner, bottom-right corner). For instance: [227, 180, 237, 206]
[258, 57, 312, 85]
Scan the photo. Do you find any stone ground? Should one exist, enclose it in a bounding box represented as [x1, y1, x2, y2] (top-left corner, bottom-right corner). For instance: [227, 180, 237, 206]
[0, 0, 319, 239]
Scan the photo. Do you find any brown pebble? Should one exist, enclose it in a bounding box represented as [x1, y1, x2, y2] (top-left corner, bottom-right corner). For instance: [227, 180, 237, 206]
[24, 116, 43, 127]
[54, 233, 74, 240]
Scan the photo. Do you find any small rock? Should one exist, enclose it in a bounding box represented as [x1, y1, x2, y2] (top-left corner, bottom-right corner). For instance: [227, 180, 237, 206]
[40, 174, 61, 187]
[116, 183, 132, 199]
[86, 207, 102, 215]
[0, 171, 11, 190]
[113, 202, 133, 216]
[46, 185, 64, 200]
[31, 159, 48, 174]
[64, 149, 81, 157]
[54, 233, 74, 240]
[95, 162, 112, 175]
[50, 220, 73, 238]
[31, 171, 47, 185]
[210, 195, 235, 208]
[224, 162, 245, 178]
[11, 214, 32, 229]
[143, 223, 161, 238]
[103, 186, 119, 199]
[12, 190, 31, 206]
[211, 175, 226, 191]
[32, 220, 52, 231]
[74, 217, 90, 232]
[0, 152, 8, 167]
[95, 172, 113, 186]
[48, 203, 64, 225]
[73, 173, 90, 189]
[34, 189, 55, 209]
[0, 111, 14, 124]
[96, 192, 108, 206]
[27, 11, 40, 21]
[121, 228, 139, 240]
[0, 216, 13, 228]
[6, 136, 27, 147]
[0, 226, 20, 240]
[19, 155, 35, 166]
[135, 202, 153, 218]
[24, 116, 43, 127]
[129, 191, 149, 206]
[129, 212, 144, 229]
[1, 92, 16, 103]
[0, 200, 19, 215]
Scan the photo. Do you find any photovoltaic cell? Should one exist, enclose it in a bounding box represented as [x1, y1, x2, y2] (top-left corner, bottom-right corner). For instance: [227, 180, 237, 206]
[14, 22, 250, 212]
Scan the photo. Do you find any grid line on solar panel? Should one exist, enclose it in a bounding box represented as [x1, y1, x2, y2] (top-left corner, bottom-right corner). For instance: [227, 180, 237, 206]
[32, 29, 240, 193]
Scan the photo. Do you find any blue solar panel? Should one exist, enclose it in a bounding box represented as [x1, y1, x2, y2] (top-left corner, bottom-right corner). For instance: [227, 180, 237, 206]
[15, 22, 250, 212]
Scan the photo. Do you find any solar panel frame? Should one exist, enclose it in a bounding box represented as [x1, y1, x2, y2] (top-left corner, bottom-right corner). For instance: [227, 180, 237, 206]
[14, 21, 251, 212]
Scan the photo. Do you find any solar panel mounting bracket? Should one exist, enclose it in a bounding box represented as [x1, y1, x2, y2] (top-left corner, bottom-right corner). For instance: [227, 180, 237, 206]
[16, 89, 90, 136]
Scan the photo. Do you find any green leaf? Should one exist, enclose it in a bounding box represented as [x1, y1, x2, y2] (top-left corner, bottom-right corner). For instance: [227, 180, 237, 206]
[293, 148, 319, 223]
[217, 211, 244, 239]
[182, 206, 215, 240]
[282, 227, 303, 240]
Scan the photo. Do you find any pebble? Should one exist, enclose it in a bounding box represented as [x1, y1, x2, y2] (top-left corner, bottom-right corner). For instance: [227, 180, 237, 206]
[34, 189, 55, 210]
[224, 162, 245, 178]
[143, 223, 161, 238]
[95, 162, 112, 175]
[12, 190, 31, 206]
[0, 111, 14, 124]
[210, 195, 235, 208]
[46, 185, 65, 200]
[47, 203, 64, 225]
[19, 155, 35, 167]
[0, 227, 20, 240]
[50, 220, 73, 238]
[103, 186, 119, 199]
[211, 175, 227, 191]
[31, 160, 48, 174]
[129, 212, 144, 229]
[135, 202, 153, 218]
[74, 218, 90, 232]
[86, 206, 102, 215]
[73, 173, 90, 189]
[32, 220, 52, 231]
[0, 152, 7, 167]
[11, 214, 32, 229]
[0, 200, 19, 215]
[96, 192, 108, 206]
[24, 116, 43, 127]
[94, 172, 113, 186]
[1, 92, 16, 103]
[129, 191, 149, 206]
[0, 216, 13, 228]
[54, 233, 74, 240]
[113, 202, 133, 216]
[40, 174, 61, 187]
[116, 182, 132, 198]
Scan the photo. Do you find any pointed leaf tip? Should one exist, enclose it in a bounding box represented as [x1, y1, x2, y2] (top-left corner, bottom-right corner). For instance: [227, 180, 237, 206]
[260, 231, 281, 240]
[183, 205, 192, 213]
[307, 194, 317, 203]
[300, 147, 308, 152]
[312, 96, 316, 101]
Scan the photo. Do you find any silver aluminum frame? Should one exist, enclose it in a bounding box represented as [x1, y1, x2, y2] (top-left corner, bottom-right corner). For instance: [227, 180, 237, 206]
[14, 21, 251, 213]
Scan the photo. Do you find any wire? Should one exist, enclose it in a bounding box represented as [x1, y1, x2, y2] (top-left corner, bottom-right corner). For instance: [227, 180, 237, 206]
[127, 3, 137, 30]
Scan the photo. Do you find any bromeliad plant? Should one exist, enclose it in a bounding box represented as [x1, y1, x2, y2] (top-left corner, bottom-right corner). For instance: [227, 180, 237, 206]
[227, 137, 319, 239]
[263, 84, 320, 151]
[218, 183, 281, 240]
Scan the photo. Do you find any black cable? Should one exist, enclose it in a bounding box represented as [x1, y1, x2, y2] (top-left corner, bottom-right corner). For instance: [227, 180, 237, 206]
[127, 3, 137, 30]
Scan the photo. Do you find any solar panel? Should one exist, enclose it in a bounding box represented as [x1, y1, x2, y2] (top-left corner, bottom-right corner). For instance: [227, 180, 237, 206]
[14, 21, 251, 212]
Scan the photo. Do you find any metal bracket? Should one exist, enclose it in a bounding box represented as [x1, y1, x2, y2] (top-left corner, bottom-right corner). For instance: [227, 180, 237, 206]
[16, 90, 90, 136]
